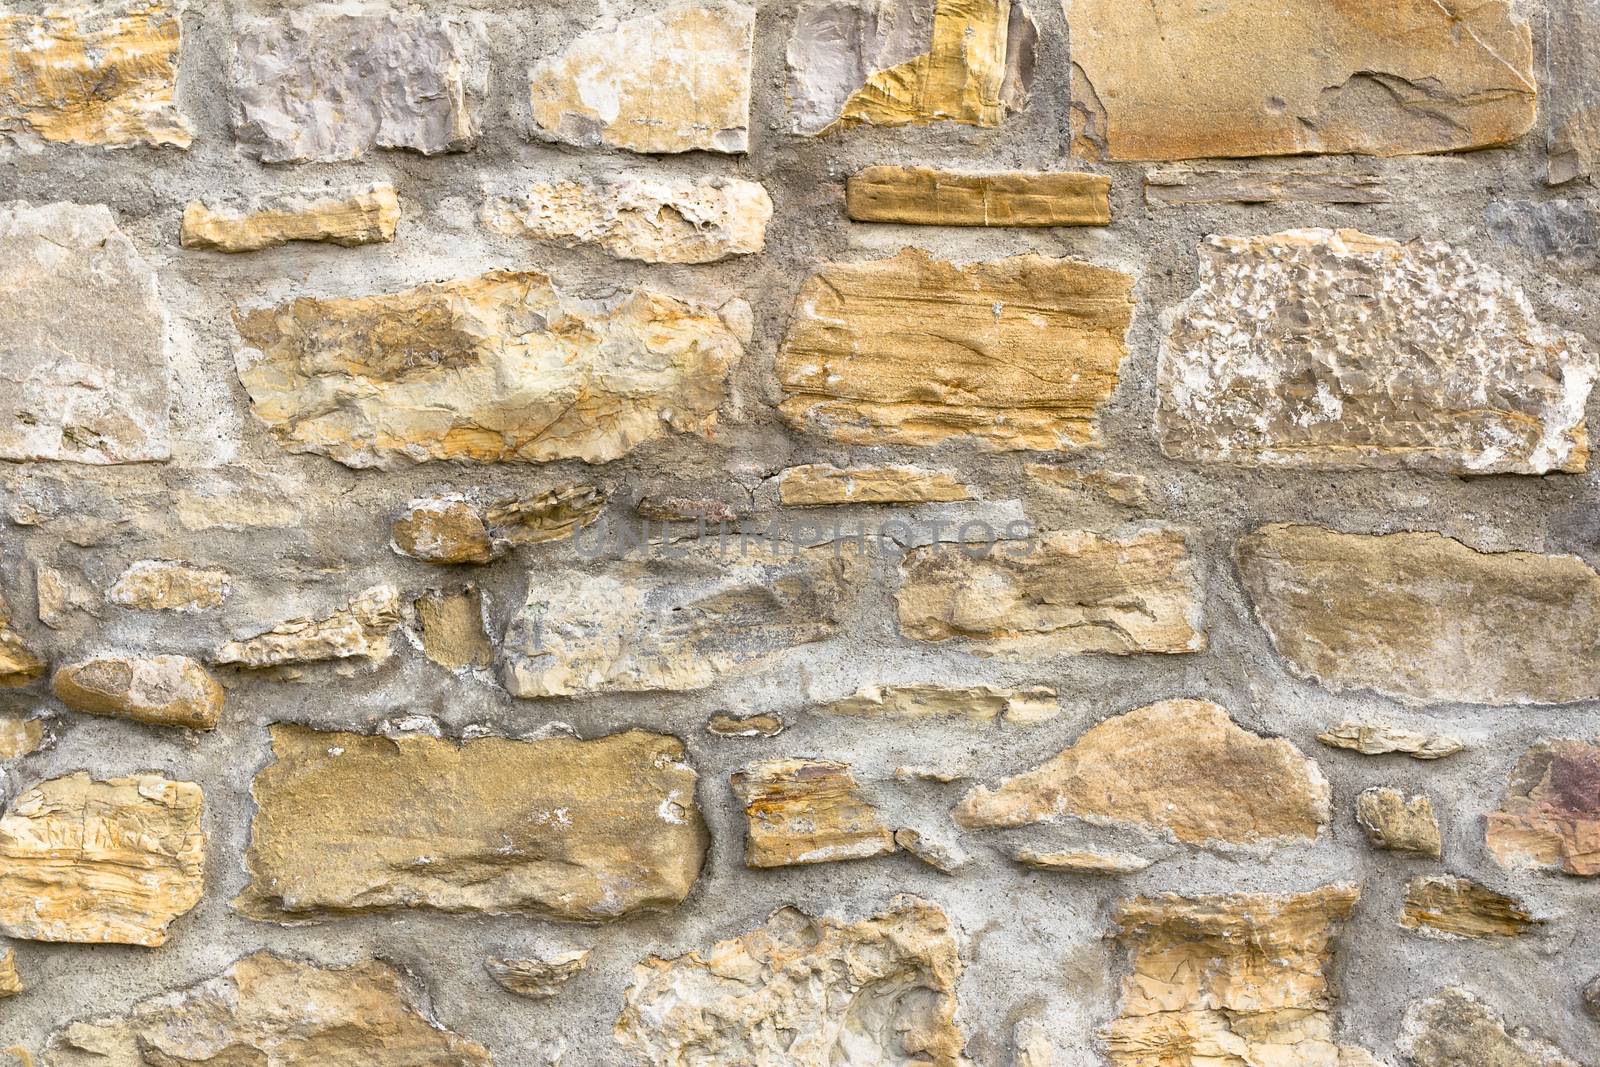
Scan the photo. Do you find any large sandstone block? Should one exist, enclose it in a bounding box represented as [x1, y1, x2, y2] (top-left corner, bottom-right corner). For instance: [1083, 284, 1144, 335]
[234, 271, 743, 468]
[1486, 740, 1600, 876]
[181, 184, 400, 252]
[778, 250, 1133, 450]
[1237, 524, 1600, 706]
[1159, 229, 1597, 474]
[846, 166, 1109, 226]
[1069, 0, 1536, 161]
[238, 725, 707, 923]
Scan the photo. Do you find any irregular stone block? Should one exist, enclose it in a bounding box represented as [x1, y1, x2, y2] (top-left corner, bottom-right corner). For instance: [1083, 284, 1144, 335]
[0, 609, 45, 687]
[0, 715, 45, 760]
[52, 655, 223, 730]
[1400, 876, 1540, 940]
[1401, 988, 1579, 1067]
[778, 465, 971, 505]
[234, 271, 743, 469]
[529, 3, 753, 154]
[778, 250, 1133, 450]
[846, 166, 1109, 226]
[705, 712, 785, 738]
[1144, 168, 1390, 206]
[894, 827, 970, 874]
[36, 565, 98, 629]
[414, 587, 492, 672]
[0, 772, 204, 946]
[181, 184, 400, 252]
[486, 949, 590, 999]
[1237, 524, 1600, 706]
[1317, 721, 1464, 760]
[0, 946, 18, 997]
[1014, 848, 1151, 874]
[234, 8, 485, 163]
[822, 683, 1058, 725]
[1355, 787, 1440, 858]
[483, 176, 771, 264]
[898, 530, 1203, 657]
[1159, 229, 1597, 474]
[1549, 105, 1600, 186]
[1, 202, 169, 464]
[788, 0, 1036, 135]
[730, 758, 896, 868]
[238, 725, 707, 923]
[391, 498, 494, 565]
[107, 560, 229, 612]
[616, 897, 967, 1066]
[1486, 198, 1600, 266]
[214, 585, 401, 670]
[1024, 466, 1150, 509]
[0, 1, 190, 148]
[1069, 0, 1535, 160]
[1486, 740, 1600, 876]
[486, 484, 604, 545]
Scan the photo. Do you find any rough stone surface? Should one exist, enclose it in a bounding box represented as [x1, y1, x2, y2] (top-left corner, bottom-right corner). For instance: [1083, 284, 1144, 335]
[51, 655, 223, 731]
[1317, 721, 1465, 761]
[1486, 740, 1600, 876]
[181, 184, 401, 253]
[822, 683, 1058, 725]
[1400, 876, 1541, 940]
[486, 949, 590, 999]
[485, 484, 604, 546]
[894, 828, 970, 875]
[1024, 466, 1150, 509]
[391, 498, 495, 565]
[0, 947, 19, 998]
[1013, 848, 1151, 874]
[730, 758, 896, 868]
[106, 560, 229, 612]
[215, 585, 401, 670]
[778, 464, 971, 505]
[1400, 988, 1580, 1067]
[846, 167, 1109, 226]
[1355, 787, 1441, 858]
[1144, 168, 1390, 206]
[0, 715, 44, 761]
[706, 712, 785, 738]
[414, 586, 493, 672]
[1549, 106, 1600, 186]
[0, 596, 46, 687]
[1486, 198, 1600, 268]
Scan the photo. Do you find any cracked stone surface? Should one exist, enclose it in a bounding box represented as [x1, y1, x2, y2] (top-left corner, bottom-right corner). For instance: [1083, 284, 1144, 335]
[1400, 876, 1541, 940]
[214, 585, 401, 670]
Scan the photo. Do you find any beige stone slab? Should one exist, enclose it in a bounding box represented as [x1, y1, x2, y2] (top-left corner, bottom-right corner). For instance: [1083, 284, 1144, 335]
[822, 683, 1058, 725]
[846, 166, 1109, 226]
[52, 655, 223, 730]
[730, 758, 896, 868]
[181, 185, 400, 252]
[778, 465, 971, 505]
[215, 585, 401, 670]
[1400, 876, 1540, 940]
[1355, 788, 1441, 858]
[106, 560, 229, 612]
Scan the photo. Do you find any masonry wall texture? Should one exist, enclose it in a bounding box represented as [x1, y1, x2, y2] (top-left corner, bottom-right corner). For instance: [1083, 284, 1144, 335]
[1, 1, 1599, 1065]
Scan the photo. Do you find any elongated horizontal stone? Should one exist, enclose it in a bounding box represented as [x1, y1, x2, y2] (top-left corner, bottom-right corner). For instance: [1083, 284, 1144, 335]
[778, 464, 971, 505]
[486, 949, 590, 999]
[1238, 524, 1600, 706]
[822, 683, 1058, 724]
[1159, 229, 1597, 474]
[731, 758, 896, 867]
[778, 250, 1133, 450]
[52, 655, 223, 730]
[1400, 876, 1540, 940]
[1070, 0, 1536, 160]
[1144, 168, 1390, 206]
[1025, 465, 1150, 509]
[234, 271, 743, 468]
[1317, 721, 1464, 760]
[238, 726, 707, 922]
[1015, 848, 1151, 874]
[215, 585, 401, 669]
[181, 184, 400, 252]
[487, 484, 604, 545]
[1487, 740, 1600, 876]
[107, 560, 229, 612]
[846, 166, 1109, 225]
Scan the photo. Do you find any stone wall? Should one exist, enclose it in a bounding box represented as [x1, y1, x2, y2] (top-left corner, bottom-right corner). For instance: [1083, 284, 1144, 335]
[1, 0, 1598, 1064]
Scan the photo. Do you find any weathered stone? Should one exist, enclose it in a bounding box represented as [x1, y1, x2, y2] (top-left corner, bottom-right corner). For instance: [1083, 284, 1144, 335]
[0, 715, 44, 761]
[896, 765, 970, 784]
[1158, 230, 1597, 475]
[616, 897, 967, 1066]
[214, 584, 401, 670]
[0, 1, 190, 149]
[45, 952, 492, 1067]
[1105, 886, 1375, 1067]
[898, 530, 1203, 657]
[1014, 848, 1151, 874]
[234, 9, 484, 163]
[181, 184, 400, 253]
[779, 465, 971, 506]
[486, 484, 603, 545]
[778, 250, 1133, 450]
[706, 712, 785, 738]
[1549, 106, 1600, 186]
[52, 656, 223, 731]
[1024, 465, 1150, 509]
[1400, 988, 1580, 1067]
[1014, 1019, 1053, 1067]
[788, 0, 1036, 135]
[634, 491, 744, 525]
[529, 3, 753, 154]
[954, 699, 1329, 848]
[730, 758, 896, 868]
[0, 772, 203, 946]
[1585, 975, 1600, 1020]
[106, 560, 229, 612]
[0, 593, 45, 687]
[846, 167, 1109, 226]
[414, 587, 492, 672]
[822, 683, 1058, 725]
[894, 828, 970, 875]
[485, 949, 590, 999]
[1486, 740, 1600, 876]
[1238, 524, 1600, 706]
[1, 202, 169, 464]
[1486, 199, 1600, 267]
[174, 470, 303, 532]
[1355, 787, 1441, 858]
[1400, 876, 1540, 940]
[391, 498, 494, 565]
[0, 946, 18, 998]
[1144, 168, 1390, 206]
[234, 271, 742, 469]
[483, 176, 770, 264]
[35, 566, 96, 629]
[239, 725, 706, 923]
[1069, 0, 1535, 161]
[1317, 721, 1464, 760]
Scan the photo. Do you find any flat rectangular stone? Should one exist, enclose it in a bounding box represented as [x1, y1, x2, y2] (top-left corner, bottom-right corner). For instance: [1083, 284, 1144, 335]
[778, 464, 971, 505]
[846, 166, 1110, 225]
[1144, 168, 1389, 206]
[181, 184, 400, 252]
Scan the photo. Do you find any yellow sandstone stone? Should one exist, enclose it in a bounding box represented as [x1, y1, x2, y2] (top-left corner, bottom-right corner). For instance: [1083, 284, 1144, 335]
[0, 947, 18, 998]
[846, 167, 1109, 226]
[414, 587, 493, 672]
[822, 683, 1058, 725]
[0, 715, 44, 760]
[106, 560, 229, 612]
[778, 464, 971, 505]
[1400, 876, 1541, 940]
[52, 655, 223, 730]
[181, 184, 400, 253]
[214, 585, 401, 670]
[730, 758, 896, 868]
[390, 498, 494, 565]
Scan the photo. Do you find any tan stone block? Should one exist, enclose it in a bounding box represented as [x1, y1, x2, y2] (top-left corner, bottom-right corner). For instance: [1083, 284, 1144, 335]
[1024, 465, 1150, 509]
[822, 683, 1058, 725]
[705, 712, 785, 738]
[1355, 787, 1440, 858]
[391, 498, 494, 565]
[1014, 848, 1151, 874]
[0, 594, 45, 687]
[181, 184, 400, 253]
[1486, 740, 1600, 876]
[1400, 876, 1540, 940]
[846, 166, 1109, 226]
[485, 484, 603, 545]
[778, 464, 971, 505]
[730, 758, 896, 868]
[414, 587, 492, 673]
[0, 715, 44, 760]
[107, 560, 229, 612]
[214, 585, 401, 670]
[52, 655, 223, 730]
[894, 828, 970, 875]
[1317, 721, 1464, 760]
[0, 947, 19, 998]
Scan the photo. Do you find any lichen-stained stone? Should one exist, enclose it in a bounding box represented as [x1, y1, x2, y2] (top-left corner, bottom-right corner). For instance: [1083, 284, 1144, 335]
[1068, 0, 1536, 161]
[1144, 168, 1390, 207]
[238, 725, 706, 923]
[1158, 229, 1598, 474]
[616, 897, 969, 1066]
[1400, 876, 1540, 940]
[414, 587, 493, 672]
[954, 699, 1330, 847]
[1401, 988, 1580, 1067]
[390, 498, 494, 565]
[730, 758, 896, 868]
[1355, 787, 1441, 858]
[1317, 721, 1464, 760]
[0, 772, 204, 947]
[528, 3, 753, 155]
[788, 0, 1036, 135]
[898, 530, 1203, 657]
[486, 949, 590, 999]
[233, 8, 485, 163]
[214, 585, 401, 670]
[233, 271, 743, 469]
[0, 715, 44, 760]
[1, 202, 169, 465]
[1486, 740, 1600, 876]
[777, 250, 1133, 451]
[0, 946, 19, 997]
[181, 184, 400, 252]
[0, 1, 191, 149]
[1237, 525, 1600, 706]
[45, 952, 493, 1067]
[778, 465, 972, 505]
[106, 560, 229, 612]
[846, 167, 1109, 226]
[483, 176, 771, 264]
[486, 484, 604, 546]
[1014, 848, 1151, 874]
[822, 683, 1059, 725]
[52, 655, 223, 730]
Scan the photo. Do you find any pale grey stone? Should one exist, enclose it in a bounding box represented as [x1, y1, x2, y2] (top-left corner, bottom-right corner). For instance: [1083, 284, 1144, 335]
[1400, 988, 1579, 1066]
[1486, 199, 1600, 266]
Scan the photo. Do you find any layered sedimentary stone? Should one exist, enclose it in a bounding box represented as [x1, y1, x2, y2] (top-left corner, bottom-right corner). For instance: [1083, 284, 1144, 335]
[0, 947, 18, 997]
[239, 725, 706, 922]
[529, 3, 753, 154]
[778, 250, 1133, 450]
[1014, 848, 1151, 874]
[483, 177, 771, 264]
[616, 897, 967, 1066]
[1, 202, 169, 464]
[954, 699, 1329, 847]
[1356, 788, 1441, 858]
[46, 952, 493, 1066]
[1144, 169, 1390, 206]
[107, 560, 229, 612]
[846, 167, 1109, 226]
[788, 0, 1036, 135]
[1401, 988, 1580, 1067]
[1486, 740, 1600, 876]
[1237, 525, 1600, 706]
[181, 184, 400, 252]
[486, 949, 590, 999]
[214, 585, 401, 670]
[52, 655, 223, 730]
[0, 773, 204, 946]
[37, 565, 97, 629]
[779, 464, 971, 506]
[1401, 876, 1540, 940]
[822, 683, 1058, 725]
[1317, 721, 1464, 760]
[1159, 230, 1598, 474]
[234, 8, 485, 163]
[414, 587, 492, 672]
[391, 498, 494, 565]
[0, 1, 191, 148]
[1025, 466, 1151, 509]
[898, 530, 1203, 656]
[234, 271, 743, 469]
[486, 485, 603, 545]
[730, 758, 896, 868]
[1069, 0, 1536, 160]
[0, 715, 44, 760]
